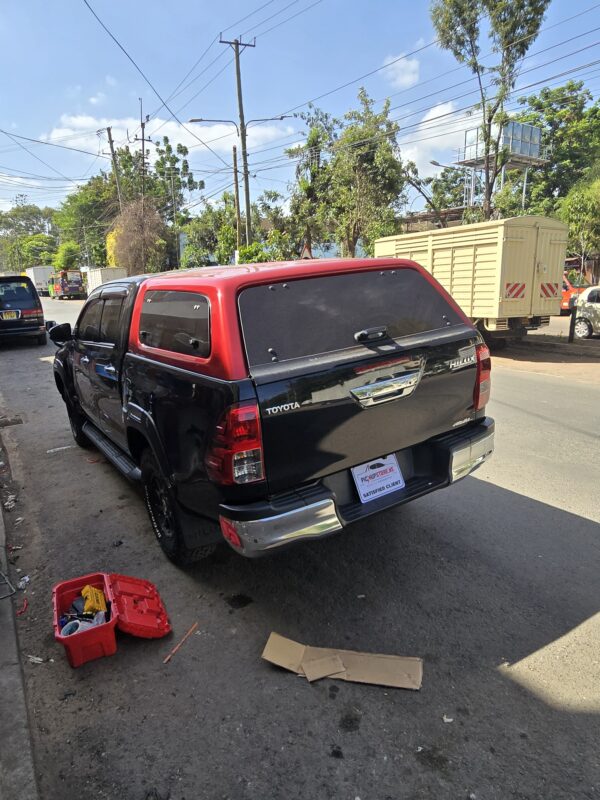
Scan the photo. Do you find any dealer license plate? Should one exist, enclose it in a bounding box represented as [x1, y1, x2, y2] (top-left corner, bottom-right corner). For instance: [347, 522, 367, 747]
[1, 311, 17, 320]
[351, 454, 405, 504]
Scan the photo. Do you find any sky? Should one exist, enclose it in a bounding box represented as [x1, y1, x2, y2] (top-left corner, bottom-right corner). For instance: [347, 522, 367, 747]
[0, 0, 599, 213]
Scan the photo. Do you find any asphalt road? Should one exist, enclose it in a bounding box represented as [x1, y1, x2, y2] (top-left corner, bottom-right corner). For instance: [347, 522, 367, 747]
[0, 302, 599, 800]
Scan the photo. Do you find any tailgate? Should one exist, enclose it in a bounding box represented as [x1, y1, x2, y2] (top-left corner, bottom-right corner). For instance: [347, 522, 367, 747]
[238, 267, 480, 494]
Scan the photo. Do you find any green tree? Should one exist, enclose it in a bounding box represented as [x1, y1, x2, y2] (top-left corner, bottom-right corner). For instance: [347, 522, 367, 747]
[288, 106, 338, 253]
[20, 233, 57, 267]
[53, 241, 81, 270]
[0, 197, 57, 271]
[431, 0, 551, 219]
[54, 173, 117, 266]
[237, 230, 296, 264]
[327, 89, 406, 256]
[513, 81, 600, 214]
[215, 224, 237, 265]
[237, 241, 272, 263]
[151, 136, 204, 225]
[181, 192, 238, 267]
[429, 167, 467, 211]
[559, 179, 600, 270]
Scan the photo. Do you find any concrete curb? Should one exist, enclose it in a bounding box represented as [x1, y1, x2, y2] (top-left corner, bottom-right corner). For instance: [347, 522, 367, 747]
[513, 338, 600, 359]
[0, 484, 39, 800]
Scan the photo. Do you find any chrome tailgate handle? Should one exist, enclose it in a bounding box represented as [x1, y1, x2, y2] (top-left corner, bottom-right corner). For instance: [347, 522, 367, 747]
[350, 370, 422, 407]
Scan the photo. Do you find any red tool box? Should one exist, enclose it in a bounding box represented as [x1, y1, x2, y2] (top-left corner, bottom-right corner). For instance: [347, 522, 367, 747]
[52, 572, 171, 668]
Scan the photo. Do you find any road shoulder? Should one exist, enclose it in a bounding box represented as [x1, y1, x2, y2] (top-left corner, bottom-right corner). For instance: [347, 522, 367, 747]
[0, 453, 39, 800]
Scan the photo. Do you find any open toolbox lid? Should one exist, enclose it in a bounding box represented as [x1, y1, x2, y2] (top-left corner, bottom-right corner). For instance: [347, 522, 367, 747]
[107, 573, 171, 639]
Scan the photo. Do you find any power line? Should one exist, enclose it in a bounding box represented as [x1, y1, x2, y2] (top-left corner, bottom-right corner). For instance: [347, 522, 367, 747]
[247, 60, 600, 175]
[278, 38, 438, 116]
[275, 1, 600, 119]
[0, 129, 110, 160]
[145, 0, 287, 131]
[0, 130, 77, 184]
[82, 0, 231, 169]
[242, 0, 302, 37]
[252, 0, 323, 38]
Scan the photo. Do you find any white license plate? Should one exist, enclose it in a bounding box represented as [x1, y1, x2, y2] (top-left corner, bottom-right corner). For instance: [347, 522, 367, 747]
[351, 454, 405, 503]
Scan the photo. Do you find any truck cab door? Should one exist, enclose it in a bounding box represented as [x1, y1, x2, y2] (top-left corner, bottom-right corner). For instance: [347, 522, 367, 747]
[73, 297, 103, 421]
[73, 291, 128, 449]
[91, 291, 128, 448]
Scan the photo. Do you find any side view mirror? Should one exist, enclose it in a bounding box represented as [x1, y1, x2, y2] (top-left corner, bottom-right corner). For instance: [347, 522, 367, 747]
[49, 322, 72, 345]
[45, 320, 57, 330]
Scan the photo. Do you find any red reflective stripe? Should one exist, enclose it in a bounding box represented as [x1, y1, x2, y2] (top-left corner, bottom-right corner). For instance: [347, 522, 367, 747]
[505, 282, 525, 299]
[540, 282, 559, 298]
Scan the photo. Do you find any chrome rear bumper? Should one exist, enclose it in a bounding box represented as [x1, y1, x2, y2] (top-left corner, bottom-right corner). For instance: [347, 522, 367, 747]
[220, 418, 494, 556]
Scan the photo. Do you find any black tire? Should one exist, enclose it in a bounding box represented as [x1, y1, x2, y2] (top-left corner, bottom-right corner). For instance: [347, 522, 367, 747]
[141, 448, 217, 566]
[574, 318, 592, 339]
[67, 403, 90, 448]
[488, 337, 507, 351]
[37, 332, 47, 345]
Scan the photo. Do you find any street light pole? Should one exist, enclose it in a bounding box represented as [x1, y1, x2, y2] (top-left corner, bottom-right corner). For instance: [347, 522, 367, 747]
[189, 114, 291, 246]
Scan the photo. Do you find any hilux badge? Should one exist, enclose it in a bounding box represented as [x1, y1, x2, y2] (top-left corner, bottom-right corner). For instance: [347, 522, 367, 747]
[448, 353, 476, 371]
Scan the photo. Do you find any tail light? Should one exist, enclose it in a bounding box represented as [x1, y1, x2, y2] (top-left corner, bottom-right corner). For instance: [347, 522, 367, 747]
[473, 343, 491, 410]
[21, 308, 43, 318]
[205, 401, 265, 485]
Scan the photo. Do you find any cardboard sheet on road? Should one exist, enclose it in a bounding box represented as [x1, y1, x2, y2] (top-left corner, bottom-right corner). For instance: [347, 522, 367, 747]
[262, 632, 423, 690]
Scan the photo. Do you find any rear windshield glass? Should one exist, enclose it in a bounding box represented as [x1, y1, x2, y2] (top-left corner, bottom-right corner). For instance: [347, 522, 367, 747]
[139, 290, 210, 358]
[238, 269, 464, 367]
[0, 279, 38, 310]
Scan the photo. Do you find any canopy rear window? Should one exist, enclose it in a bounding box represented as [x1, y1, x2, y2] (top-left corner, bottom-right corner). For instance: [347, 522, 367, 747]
[238, 268, 465, 367]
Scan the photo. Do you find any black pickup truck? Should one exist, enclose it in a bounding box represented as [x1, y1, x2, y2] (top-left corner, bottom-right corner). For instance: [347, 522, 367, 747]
[51, 259, 494, 565]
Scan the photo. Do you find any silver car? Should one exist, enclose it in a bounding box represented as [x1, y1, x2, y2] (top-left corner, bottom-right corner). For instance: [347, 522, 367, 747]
[574, 286, 600, 338]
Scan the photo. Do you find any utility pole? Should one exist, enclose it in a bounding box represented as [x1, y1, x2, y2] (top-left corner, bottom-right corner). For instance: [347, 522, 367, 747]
[134, 100, 150, 272]
[106, 126, 123, 212]
[170, 174, 179, 267]
[232, 145, 242, 250]
[220, 35, 255, 245]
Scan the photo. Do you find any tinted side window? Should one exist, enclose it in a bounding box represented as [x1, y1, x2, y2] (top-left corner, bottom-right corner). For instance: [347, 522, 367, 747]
[139, 290, 210, 357]
[100, 297, 124, 343]
[77, 299, 103, 342]
[588, 290, 600, 303]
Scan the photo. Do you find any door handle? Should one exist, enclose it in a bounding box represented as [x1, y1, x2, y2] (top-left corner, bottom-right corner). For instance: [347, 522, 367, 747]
[350, 370, 423, 407]
[104, 365, 116, 375]
[80, 356, 90, 365]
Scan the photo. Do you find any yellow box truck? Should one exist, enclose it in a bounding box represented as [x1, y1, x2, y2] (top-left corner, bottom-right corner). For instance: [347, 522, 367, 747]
[374, 215, 568, 344]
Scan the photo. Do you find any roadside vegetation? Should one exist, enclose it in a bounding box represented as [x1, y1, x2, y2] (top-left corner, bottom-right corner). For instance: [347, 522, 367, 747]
[0, 0, 599, 273]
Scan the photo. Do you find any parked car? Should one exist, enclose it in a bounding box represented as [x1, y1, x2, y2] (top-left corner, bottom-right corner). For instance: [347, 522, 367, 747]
[561, 271, 590, 314]
[0, 275, 47, 345]
[573, 286, 600, 339]
[50, 259, 494, 565]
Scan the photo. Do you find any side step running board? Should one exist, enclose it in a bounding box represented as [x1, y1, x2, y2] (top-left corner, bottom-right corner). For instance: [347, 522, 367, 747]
[82, 422, 141, 482]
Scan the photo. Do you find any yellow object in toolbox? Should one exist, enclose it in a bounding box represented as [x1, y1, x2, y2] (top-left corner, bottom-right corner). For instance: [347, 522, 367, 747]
[82, 584, 107, 614]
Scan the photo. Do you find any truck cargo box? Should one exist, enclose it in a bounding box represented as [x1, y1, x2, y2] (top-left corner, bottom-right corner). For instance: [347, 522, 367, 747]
[374, 216, 568, 338]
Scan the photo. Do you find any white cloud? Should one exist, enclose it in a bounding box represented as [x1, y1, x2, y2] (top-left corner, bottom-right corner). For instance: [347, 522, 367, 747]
[105, 75, 117, 87]
[41, 113, 295, 162]
[383, 53, 420, 89]
[88, 91, 106, 106]
[399, 101, 468, 179]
